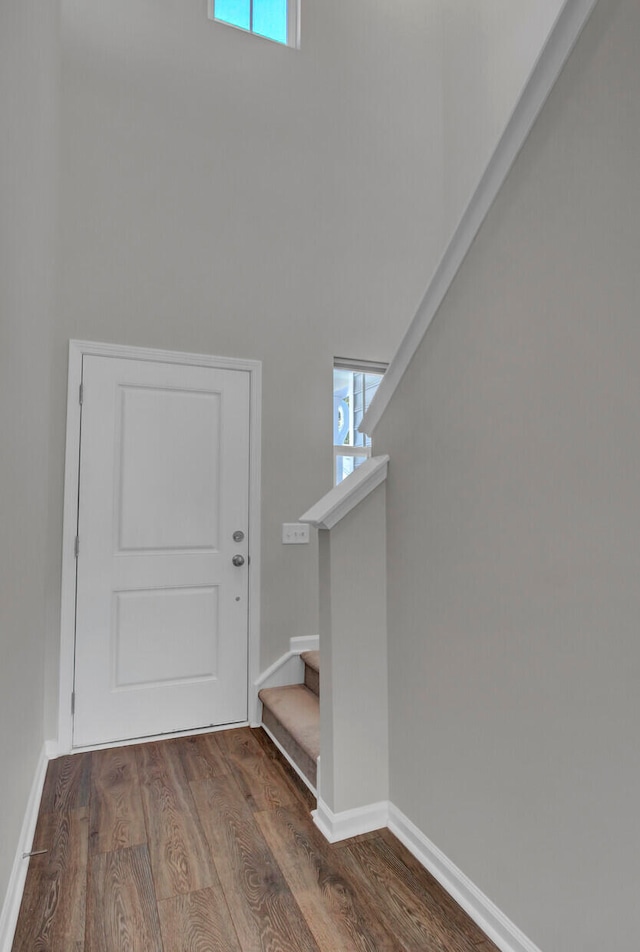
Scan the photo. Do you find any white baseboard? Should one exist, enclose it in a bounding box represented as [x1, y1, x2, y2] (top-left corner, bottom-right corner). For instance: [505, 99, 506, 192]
[312, 797, 389, 843]
[0, 743, 50, 952]
[45, 738, 59, 760]
[289, 635, 319, 653]
[387, 804, 542, 952]
[251, 636, 319, 726]
[252, 640, 538, 952]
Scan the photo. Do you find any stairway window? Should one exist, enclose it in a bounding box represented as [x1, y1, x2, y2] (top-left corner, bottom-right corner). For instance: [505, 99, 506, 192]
[333, 359, 386, 485]
[209, 0, 299, 47]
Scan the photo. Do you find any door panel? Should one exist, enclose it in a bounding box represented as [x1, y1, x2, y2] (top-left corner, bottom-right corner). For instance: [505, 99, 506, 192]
[118, 387, 221, 551]
[73, 355, 250, 747]
[112, 586, 219, 688]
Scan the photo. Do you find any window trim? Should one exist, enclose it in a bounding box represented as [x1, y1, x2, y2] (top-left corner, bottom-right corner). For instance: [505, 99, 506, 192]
[333, 357, 388, 375]
[334, 446, 370, 462]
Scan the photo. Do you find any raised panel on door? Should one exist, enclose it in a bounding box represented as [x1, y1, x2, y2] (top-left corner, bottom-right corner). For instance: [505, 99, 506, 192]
[117, 386, 221, 552]
[73, 355, 250, 747]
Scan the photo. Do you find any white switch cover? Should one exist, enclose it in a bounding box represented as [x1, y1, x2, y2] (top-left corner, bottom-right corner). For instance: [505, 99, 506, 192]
[282, 523, 310, 544]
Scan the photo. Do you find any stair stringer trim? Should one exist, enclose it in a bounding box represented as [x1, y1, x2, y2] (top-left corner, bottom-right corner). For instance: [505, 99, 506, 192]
[251, 635, 319, 726]
[260, 721, 317, 796]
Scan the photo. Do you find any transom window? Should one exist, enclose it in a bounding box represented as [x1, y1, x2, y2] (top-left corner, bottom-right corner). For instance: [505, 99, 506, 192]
[333, 359, 386, 485]
[209, 0, 299, 48]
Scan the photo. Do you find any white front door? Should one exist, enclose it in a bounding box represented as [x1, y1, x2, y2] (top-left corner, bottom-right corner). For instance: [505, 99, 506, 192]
[73, 355, 251, 747]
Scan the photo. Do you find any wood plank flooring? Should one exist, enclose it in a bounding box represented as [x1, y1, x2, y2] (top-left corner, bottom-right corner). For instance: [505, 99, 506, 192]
[12, 728, 499, 952]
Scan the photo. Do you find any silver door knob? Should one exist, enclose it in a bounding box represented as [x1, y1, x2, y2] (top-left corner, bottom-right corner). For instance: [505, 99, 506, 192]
[232, 554, 245, 567]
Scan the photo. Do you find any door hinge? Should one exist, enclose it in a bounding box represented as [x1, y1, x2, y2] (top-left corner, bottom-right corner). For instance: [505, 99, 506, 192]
[79, 383, 84, 405]
[74, 535, 80, 558]
[71, 691, 75, 715]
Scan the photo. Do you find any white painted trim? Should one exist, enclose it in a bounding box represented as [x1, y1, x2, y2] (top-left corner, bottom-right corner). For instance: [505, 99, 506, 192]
[252, 651, 304, 725]
[308, 796, 542, 950]
[289, 634, 319, 653]
[361, 0, 599, 437]
[254, 651, 301, 690]
[58, 340, 262, 754]
[312, 797, 389, 843]
[0, 744, 49, 952]
[247, 353, 263, 739]
[250, 635, 318, 724]
[260, 722, 317, 797]
[333, 445, 370, 461]
[300, 455, 389, 530]
[387, 804, 543, 952]
[44, 738, 59, 761]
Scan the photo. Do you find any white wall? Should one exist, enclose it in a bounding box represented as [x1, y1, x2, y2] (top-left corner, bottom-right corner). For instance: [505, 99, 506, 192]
[441, 0, 564, 233]
[42, 0, 444, 732]
[43, 0, 565, 736]
[376, 1, 640, 948]
[0, 0, 60, 907]
[0, 0, 571, 920]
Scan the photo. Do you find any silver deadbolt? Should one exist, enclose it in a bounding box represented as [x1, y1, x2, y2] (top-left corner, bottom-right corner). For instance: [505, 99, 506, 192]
[233, 530, 245, 542]
[232, 554, 245, 567]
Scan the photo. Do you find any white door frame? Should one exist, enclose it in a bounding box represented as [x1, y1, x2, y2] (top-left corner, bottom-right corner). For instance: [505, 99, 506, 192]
[58, 339, 262, 754]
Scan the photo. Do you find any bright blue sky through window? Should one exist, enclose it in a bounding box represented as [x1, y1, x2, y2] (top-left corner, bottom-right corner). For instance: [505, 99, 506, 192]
[253, 0, 287, 43]
[214, 0, 287, 44]
[216, 0, 250, 32]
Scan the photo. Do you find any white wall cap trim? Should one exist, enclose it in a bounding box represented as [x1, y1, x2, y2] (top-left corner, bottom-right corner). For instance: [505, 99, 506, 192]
[0, 744, 49, 952]
[289, 634, 320, 653]
[299, 455, 389, 530]
[361, 0, 599, 437]
[387, 804, 543, 952]
[312, 798, 389, 843]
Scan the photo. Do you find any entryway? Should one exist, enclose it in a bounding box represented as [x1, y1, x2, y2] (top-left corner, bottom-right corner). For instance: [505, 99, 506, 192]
[12, 731, 500, 951]
[58, 342, 261, 750]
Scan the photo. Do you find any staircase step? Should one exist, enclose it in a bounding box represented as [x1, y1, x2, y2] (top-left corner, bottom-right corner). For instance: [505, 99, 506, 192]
[300, 650, 319, 673]
[300, 650, 320, 697]
[259, 684, 319, 788]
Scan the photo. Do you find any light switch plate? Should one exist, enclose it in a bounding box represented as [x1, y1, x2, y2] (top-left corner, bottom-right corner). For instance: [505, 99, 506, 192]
[282, 523, 310, 544]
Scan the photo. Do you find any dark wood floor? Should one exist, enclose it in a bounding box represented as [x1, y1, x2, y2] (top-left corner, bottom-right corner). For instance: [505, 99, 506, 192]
[12, 727, 498, 951]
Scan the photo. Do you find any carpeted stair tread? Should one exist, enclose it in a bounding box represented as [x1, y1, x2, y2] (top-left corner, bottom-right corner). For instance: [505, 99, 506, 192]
[259, 684, 320, 762]
[300, 650, 319, 674]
